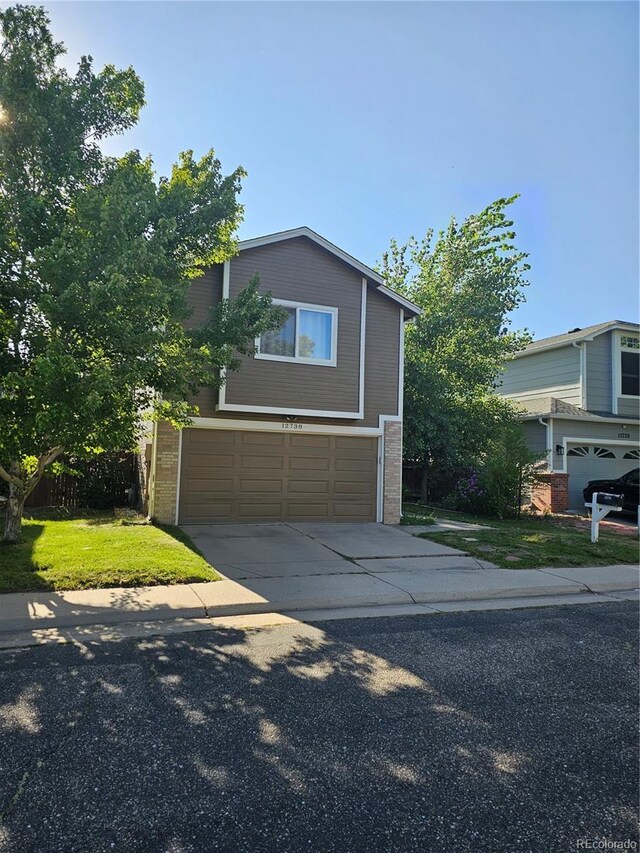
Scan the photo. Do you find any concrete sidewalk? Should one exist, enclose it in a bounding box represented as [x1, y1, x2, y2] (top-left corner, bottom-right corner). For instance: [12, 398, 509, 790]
[0, 563, 638, 635]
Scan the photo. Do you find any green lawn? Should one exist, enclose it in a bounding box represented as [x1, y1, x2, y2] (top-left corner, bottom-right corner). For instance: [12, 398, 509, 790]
[0, 510, 219, 593]
[403, 503, 639, 569]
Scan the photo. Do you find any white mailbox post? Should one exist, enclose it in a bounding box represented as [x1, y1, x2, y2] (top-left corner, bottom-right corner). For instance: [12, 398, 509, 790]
[586, 492, 624, 543]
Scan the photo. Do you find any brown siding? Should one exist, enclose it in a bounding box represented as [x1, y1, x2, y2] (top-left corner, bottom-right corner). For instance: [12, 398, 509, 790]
[179, 428, 377, 523]
[185, 267, 223, 416]
[363, 288, 400, 426]
[224, 237, 362, 413]
[184, 266, 223, 329]
[182, 241, 403, 427]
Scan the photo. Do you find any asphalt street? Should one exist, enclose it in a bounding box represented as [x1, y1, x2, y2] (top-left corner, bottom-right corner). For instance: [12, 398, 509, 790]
[0, 602, 638, 853]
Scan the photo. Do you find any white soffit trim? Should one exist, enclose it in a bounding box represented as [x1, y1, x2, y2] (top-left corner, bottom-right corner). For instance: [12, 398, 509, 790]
[189, 417, 382, 437]
[217, 402, 363, 419]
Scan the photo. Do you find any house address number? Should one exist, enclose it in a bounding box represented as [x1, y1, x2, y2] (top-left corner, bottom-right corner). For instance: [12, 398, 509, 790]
[618, 432, 630, 439]
[281, 422, 303, 430]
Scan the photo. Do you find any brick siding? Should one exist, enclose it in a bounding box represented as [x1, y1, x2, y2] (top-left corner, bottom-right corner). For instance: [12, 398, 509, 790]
[531, 472, 569, 513]
[383, 420, 402, 525]
[151, 421, 180, 524]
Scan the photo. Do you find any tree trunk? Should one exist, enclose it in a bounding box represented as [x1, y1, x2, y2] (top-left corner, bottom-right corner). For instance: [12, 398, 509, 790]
[3, 484, 25, 544]
[420, 467, 429, 505]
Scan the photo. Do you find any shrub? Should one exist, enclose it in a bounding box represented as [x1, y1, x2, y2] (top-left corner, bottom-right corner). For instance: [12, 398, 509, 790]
[453, 424, 544, 518]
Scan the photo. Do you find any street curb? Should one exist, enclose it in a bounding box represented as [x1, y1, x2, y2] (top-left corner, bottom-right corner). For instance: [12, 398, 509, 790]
[1, 579, 638, 635]
[0, 590, 637, 651]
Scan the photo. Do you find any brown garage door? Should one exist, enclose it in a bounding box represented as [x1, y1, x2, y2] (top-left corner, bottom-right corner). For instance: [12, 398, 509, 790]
[179, 428, 378, 523]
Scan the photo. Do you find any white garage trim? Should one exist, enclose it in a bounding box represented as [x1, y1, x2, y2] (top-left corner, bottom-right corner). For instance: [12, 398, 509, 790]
[188, 416, 383, 436]
[183, 416, 399, 524]
[561, 436, 639, 473]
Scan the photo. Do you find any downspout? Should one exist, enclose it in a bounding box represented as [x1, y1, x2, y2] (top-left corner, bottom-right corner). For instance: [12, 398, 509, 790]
[572, 341, 587, 410]
[538, 417, 553, 471]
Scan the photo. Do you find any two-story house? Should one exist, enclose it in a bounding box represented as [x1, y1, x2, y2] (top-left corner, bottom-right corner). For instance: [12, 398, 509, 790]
[499, 320, 640, 511]
[147, 227, 420, 526]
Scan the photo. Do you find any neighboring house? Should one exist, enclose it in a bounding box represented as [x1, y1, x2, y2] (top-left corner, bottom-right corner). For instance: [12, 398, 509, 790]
[499, 320, 640, 511]
[147, 227, 420, 526]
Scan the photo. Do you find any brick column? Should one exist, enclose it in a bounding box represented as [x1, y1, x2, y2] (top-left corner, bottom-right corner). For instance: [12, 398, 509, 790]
[151, 421, 181, 524]
[383, 420, 402, 525]
[531, 472, 569, 513]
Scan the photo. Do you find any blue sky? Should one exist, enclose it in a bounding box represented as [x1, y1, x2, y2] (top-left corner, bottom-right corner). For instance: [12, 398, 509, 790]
[44, 1, 638, 339]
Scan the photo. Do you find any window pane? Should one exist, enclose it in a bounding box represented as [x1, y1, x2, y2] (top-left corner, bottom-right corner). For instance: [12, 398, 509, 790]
[621, 351, 639, 396]
[298, 309, 332, 360]
[260, 308, 296, 357]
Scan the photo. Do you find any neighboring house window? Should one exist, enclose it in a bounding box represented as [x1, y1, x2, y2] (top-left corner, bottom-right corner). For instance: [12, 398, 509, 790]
[256, 300, 338, 366]
[620, 335, 640, 349]
[620, 336, 640, 396]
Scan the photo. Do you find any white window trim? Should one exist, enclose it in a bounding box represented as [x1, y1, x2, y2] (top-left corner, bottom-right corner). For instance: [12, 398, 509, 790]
[614, 331, 640, 402]
[255, 299, 338, 367]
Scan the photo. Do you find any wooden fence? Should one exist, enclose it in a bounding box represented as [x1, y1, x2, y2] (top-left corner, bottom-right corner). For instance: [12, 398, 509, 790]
[24, 453, 139, 509]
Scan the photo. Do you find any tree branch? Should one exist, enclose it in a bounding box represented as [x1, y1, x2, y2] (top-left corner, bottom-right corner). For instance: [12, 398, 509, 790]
[0, 463, 21, 486]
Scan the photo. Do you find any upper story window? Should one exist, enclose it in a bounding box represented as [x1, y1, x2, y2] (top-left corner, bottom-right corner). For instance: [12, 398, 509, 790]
[256, 299, 338, 367]
[620, 335, 639, 397]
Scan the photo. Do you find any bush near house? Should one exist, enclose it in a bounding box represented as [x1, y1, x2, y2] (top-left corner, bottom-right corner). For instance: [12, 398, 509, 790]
[450, 424, 545, 518]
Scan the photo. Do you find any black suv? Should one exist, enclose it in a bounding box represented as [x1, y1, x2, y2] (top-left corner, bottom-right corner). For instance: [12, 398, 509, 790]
[582, 467, 640, 514]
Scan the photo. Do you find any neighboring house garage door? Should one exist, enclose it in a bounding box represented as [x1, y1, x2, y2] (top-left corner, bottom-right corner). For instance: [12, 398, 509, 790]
[566, 443, 640, 508]
[178, 428, 378, 523]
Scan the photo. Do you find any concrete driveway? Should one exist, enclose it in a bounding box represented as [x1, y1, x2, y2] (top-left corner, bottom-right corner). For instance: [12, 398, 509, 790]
[180, 522, 479, 581]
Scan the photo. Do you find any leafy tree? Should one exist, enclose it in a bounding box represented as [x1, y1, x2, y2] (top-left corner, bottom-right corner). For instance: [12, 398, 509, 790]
[0, 6, 283, 542]
[380, 196, 532, 502]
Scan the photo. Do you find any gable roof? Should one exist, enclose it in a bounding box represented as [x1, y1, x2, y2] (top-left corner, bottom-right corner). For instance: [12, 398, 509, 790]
[237, 227, 421, 318]
[515, 320, 640, 358]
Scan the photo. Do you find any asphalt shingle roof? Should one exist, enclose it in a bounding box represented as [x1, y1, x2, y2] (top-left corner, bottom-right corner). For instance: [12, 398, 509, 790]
[522, 320, 639, 354]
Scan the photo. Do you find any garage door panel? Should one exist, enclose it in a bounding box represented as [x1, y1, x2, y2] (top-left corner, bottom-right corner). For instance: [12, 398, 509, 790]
[240, 455, 285, 471]
[183, 452, 235, 471]
[285, 502, 331, 520]
[237, 502, 285, 520]
[179, 429, 378, 523]
[333, 502, 376, 518]
[184, 501, 232, 521]
[238, 479, 284, 494]
[334, 481, 372, 494]
[290, 434, 331, 448]
[288, 480, 330, 494]
[290, 456, 331, 471]
[335, 458, 376, 473]
[240, 433, 286, 448]
[335, 436, 376, 451]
